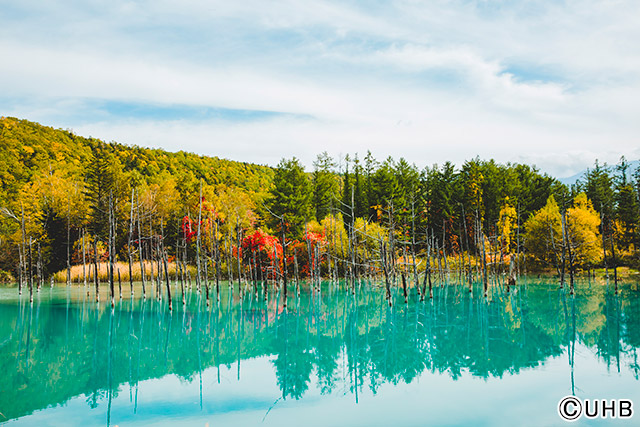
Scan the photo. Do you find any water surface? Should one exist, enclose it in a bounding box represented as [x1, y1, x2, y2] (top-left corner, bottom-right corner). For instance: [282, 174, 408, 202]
[1, 279, 638, 426]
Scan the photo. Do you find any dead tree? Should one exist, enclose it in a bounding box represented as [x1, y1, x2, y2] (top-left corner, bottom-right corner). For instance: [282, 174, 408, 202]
[180, 238, 186, 305]
[28, 237, 33, 303]
[161, 233, 172, 311]
[305, 222, 314, 287]
[204, 250, 211, 307]
[420, 230, 433, 301]
[37, 241, 43, 291]
[108, 192, 116, 307]
[66, 200, 71, 287]
[379, 235, 392, 306]
[136, 190, 146, 298]
[82, 228, 87, 287]
[196, 180, 203, 293]
[118, 268, 122, 299]
[600, 207, 609, 282]
[128, 189, 135, 296]
[235, 215, 242, 296]
[477, 215, 488, 297]
[610, 233, 618, 293]
[561, 210, 575, 295]
[214, 218, 221, 301]
[401, 273, 408, 304]
[93, 238, 100, 302]
[280, 217, 288, 308]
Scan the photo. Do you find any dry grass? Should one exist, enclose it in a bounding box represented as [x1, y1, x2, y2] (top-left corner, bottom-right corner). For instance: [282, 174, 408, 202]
[53, 261, 195, 283]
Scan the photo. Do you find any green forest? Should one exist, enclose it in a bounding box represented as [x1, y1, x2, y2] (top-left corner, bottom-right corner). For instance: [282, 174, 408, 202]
[1, 116, 639, 296]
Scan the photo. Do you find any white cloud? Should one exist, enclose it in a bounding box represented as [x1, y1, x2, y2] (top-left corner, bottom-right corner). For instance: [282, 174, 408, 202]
[1, 0, 639, 177]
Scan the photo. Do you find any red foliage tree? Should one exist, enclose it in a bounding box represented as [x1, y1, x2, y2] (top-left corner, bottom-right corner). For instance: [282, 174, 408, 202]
[240, 229, 283, 280]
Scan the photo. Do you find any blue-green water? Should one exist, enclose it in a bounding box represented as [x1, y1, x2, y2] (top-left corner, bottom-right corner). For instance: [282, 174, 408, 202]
[1, 279, 638, 426]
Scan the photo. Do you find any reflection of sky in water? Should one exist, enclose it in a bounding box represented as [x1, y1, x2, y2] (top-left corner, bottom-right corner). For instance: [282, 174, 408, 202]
[17, 347, 640, 427]
[2, 280, 639, 426]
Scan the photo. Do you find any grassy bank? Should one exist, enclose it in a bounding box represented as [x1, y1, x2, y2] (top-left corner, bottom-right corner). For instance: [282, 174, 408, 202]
[52, 261, 195, 283]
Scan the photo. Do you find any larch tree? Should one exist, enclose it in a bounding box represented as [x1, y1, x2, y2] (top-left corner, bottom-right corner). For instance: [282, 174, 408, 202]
[524, 195, 562, 271]
[565, 193, 602, 269]
[267, 157, 312, 238]
[312, 152, 339, 221]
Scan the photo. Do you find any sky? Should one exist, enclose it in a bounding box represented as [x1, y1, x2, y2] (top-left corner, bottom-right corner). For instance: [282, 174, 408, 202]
[1, 0, 639, 178]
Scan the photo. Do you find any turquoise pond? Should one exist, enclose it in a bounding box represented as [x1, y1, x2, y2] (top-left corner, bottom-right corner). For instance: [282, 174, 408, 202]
[0, 279, 638, 426]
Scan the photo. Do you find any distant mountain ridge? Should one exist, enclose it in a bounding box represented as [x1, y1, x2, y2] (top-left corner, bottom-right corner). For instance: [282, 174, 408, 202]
[558, 160, 640, 186]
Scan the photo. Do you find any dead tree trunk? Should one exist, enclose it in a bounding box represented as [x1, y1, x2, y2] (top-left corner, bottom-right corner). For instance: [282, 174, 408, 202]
[411, 198, 419, 296]
[479, 217, 488, 298]
[562, 210, 575, 295]
[108, 192, 116, 307]
[379, 236, 392, 307]
[224, 236, 232, 290]
[420, 232, 433, 300]
[128, 190, 135, 296]
[281, 218, 288, 308]
[214, 219, 221, 301]
[162, 239, 172, 311]
[37, 241, 43, 291]
[19, 203, 26, 295]
[601, 208, 609, 282]
[66, 201, 71, 287]
[204, 254, 210, 306]
[611, 234, 618, 294]
[82, 228, 87, 287]
[196, 180, 203, 293]
[94, 239, 100, 302]
[294, 247, 300, 296]
[28, 237, 33, 303]
[560, 210, 567, 289]
[180, 238, 186, 305]
[137, 191, 146, 298]
[149, 217, 156, 299]
[305, 223, 313, 287]
[236, 216, 242, 296]
[401, 273, 408, 304]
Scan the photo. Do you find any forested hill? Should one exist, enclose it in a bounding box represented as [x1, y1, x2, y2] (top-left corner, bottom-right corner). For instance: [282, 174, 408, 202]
[0, 116, 274, 205]
[2, 116, 638, 281]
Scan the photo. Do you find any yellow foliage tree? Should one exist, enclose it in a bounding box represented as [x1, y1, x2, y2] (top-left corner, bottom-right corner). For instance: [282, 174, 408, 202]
[566, 193, 601, 268]
[497, 197, 517, 255]
[525, 194, 601, 271]
[524, 196, 562, 268]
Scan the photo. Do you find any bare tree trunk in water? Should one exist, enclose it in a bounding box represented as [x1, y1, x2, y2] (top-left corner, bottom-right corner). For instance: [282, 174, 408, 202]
[196, 180, 203, 293]
[109, 192, 115, 308]
[479, 218, 488, 298]
[37, 241, 43, 291]
[137, 190, 146, 298]
[281, 218, 288, 308]
[82, 228, 87, 287]
[601, 208, 609, 282]
[28, 237, 33, 303]
[94, 239, 100, 302]
[611, 234, 618, 294]
[162, 237, 172, 311]
[118, 268, 122, 300]
[19, 203, 26, 295]
[401, 272, 408, 304]
[236, 216, 242, 296]
[379, 236, 392, 307]
[294, 247, 300, 297]
[128, 189, 135, 296]
[214, 219, 221, 302]
[66, 201, 71, 287]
